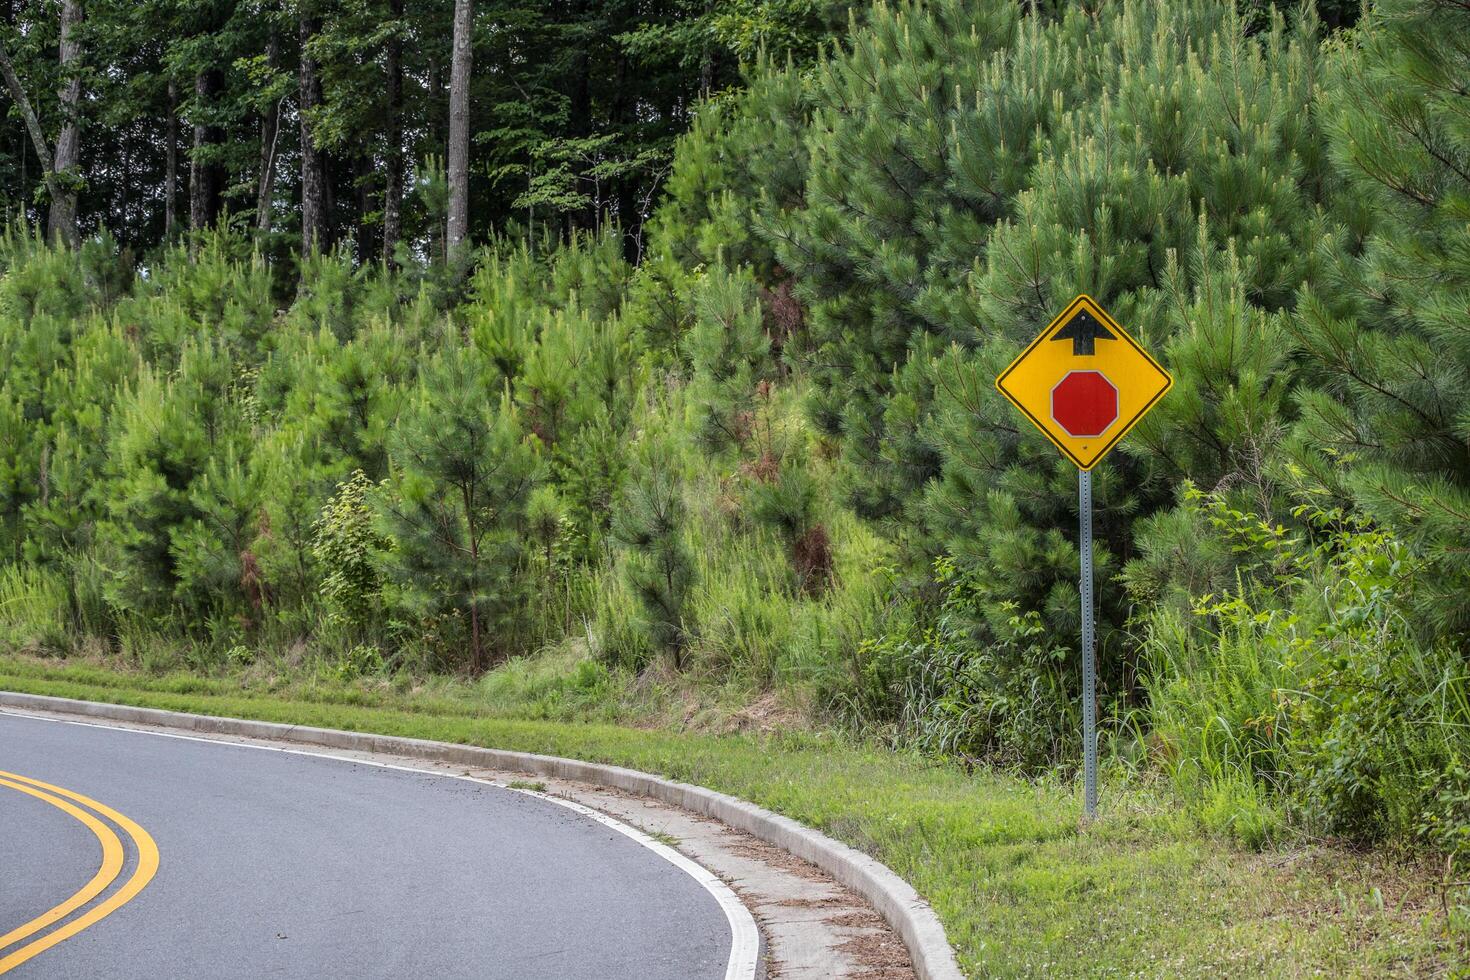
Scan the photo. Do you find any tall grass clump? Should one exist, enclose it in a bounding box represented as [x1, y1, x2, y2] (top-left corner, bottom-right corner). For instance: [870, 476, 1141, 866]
[0, 565, 69, 655]
[593, 380, 900, 706]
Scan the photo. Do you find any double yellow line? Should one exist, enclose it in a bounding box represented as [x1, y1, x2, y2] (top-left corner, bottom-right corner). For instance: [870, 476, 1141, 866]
[0, 770, 159, 974]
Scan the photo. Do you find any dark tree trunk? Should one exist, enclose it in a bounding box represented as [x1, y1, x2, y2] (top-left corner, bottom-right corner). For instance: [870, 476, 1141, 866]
[568, 48, 593, 235]
[0, 40, 72, 245]
[381, 0, 403, 266]
[611, 45, 639, 259]
[49, 0, 82, 245]
[352, 153, 375, 260]
[119, 137, 128, 232]
[322, 146, 336, 240]
[446, 0, 472, 255]
[190, 68, 226, 231]
[165, 80, 178, 234]
[298, 12, 328, 253]
[255, 26, 281, 234]
[699, 0, 714, 97]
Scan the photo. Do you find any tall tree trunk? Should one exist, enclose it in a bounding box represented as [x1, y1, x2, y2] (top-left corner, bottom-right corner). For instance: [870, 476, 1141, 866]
[699, 0, 714, 97]
[188, 74, 204, 230]
[298, 13, 328, 254]
[255, 27, 281, 234]
[322, 146, 336, 240]
[49, 0, 82, 245]
[352, 153, 375, 260]
[446, 0, 472, 256]
[381, 0, 403, 266]
[612, 46, 640, 259]
[165, 80, 178, 235]
[568, 48, 592, 235]
[190, 68, 225, 231]
[0, 43, 73, 245]
[119, 137, 129, 231]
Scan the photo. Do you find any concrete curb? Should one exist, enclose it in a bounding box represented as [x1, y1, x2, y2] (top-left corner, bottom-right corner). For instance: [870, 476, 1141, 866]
[0, 691, 965, 980]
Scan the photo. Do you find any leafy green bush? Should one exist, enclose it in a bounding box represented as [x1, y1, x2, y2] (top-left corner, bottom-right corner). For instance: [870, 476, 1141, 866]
[312, 470, 384, 643]
[1139, 489, 1470, 854]
[335, 643, 386, 681]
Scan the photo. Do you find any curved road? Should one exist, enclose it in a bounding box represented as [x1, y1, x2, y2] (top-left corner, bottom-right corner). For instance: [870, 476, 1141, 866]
[0, 711, 739, 979]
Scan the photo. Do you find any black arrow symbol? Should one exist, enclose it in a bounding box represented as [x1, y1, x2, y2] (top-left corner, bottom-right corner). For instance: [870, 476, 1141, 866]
[1052, 308, 1116, 356]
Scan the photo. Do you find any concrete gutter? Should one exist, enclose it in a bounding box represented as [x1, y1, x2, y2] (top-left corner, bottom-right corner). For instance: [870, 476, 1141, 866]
[0, 690, 965, 980]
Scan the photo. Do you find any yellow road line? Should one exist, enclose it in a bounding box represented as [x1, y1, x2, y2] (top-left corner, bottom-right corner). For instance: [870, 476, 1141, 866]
[0, 771, 159, 975]
[0, 778, 124, 950]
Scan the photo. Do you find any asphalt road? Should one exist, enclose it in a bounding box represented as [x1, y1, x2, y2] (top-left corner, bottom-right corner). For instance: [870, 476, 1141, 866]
[0, 711, 735, 979]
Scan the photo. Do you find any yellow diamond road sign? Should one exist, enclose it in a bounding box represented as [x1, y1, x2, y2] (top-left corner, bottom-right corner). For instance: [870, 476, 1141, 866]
[995, 295, 1172, 471]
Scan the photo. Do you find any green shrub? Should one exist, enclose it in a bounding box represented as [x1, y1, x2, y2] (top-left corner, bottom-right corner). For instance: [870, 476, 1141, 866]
[313, 470, 385, 641]
[1139, 489, 1470, 853]
[335, 643, 385, 681]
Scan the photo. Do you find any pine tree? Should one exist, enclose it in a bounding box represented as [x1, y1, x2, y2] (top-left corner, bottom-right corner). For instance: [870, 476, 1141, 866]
[652, 57, 814, 275]
[101, 339, 249, 617]
[309, 323, 416, 480]
[612, 430, 695, 669]
[925, 2, 1331, 712]
[765, 0, 1027, 525]
[171, 452, 265, 626]
[377, 347, 537, 671]
[1291, 0, 1470, 633]
[687, 263, 771, 455]
[699, 0, 1338, 755]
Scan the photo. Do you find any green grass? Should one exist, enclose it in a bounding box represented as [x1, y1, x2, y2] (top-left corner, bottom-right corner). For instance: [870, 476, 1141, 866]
[1, 653, 1461, 977]
[506, 779, 548, 792]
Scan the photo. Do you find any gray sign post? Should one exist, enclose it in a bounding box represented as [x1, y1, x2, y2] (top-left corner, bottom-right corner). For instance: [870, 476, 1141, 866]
[1078, 468, 1097, 820]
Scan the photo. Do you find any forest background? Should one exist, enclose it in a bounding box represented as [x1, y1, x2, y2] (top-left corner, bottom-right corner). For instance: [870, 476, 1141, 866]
[1, 0, 1468, 938]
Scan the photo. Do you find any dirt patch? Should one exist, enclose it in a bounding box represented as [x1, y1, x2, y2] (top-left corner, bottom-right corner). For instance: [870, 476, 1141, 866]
[838, 929, 916, 979]
[825, 910, 885, 928]
[725, 691, 808, 735]
[774, 895, 853, 909]
[723, 837, 834, 881]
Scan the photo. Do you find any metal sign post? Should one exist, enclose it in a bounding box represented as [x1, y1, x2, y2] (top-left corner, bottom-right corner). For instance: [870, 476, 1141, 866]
[994, 294, 1172, 822]
[1078, 468, 1097, 821]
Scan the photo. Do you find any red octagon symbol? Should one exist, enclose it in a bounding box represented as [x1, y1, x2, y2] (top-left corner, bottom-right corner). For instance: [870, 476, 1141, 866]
[1051, 370, 1118, 438]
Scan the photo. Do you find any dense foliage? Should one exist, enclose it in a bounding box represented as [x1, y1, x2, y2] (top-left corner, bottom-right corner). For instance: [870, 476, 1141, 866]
[0, 0, 850, 258]
[1, 0, 1465, 863]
